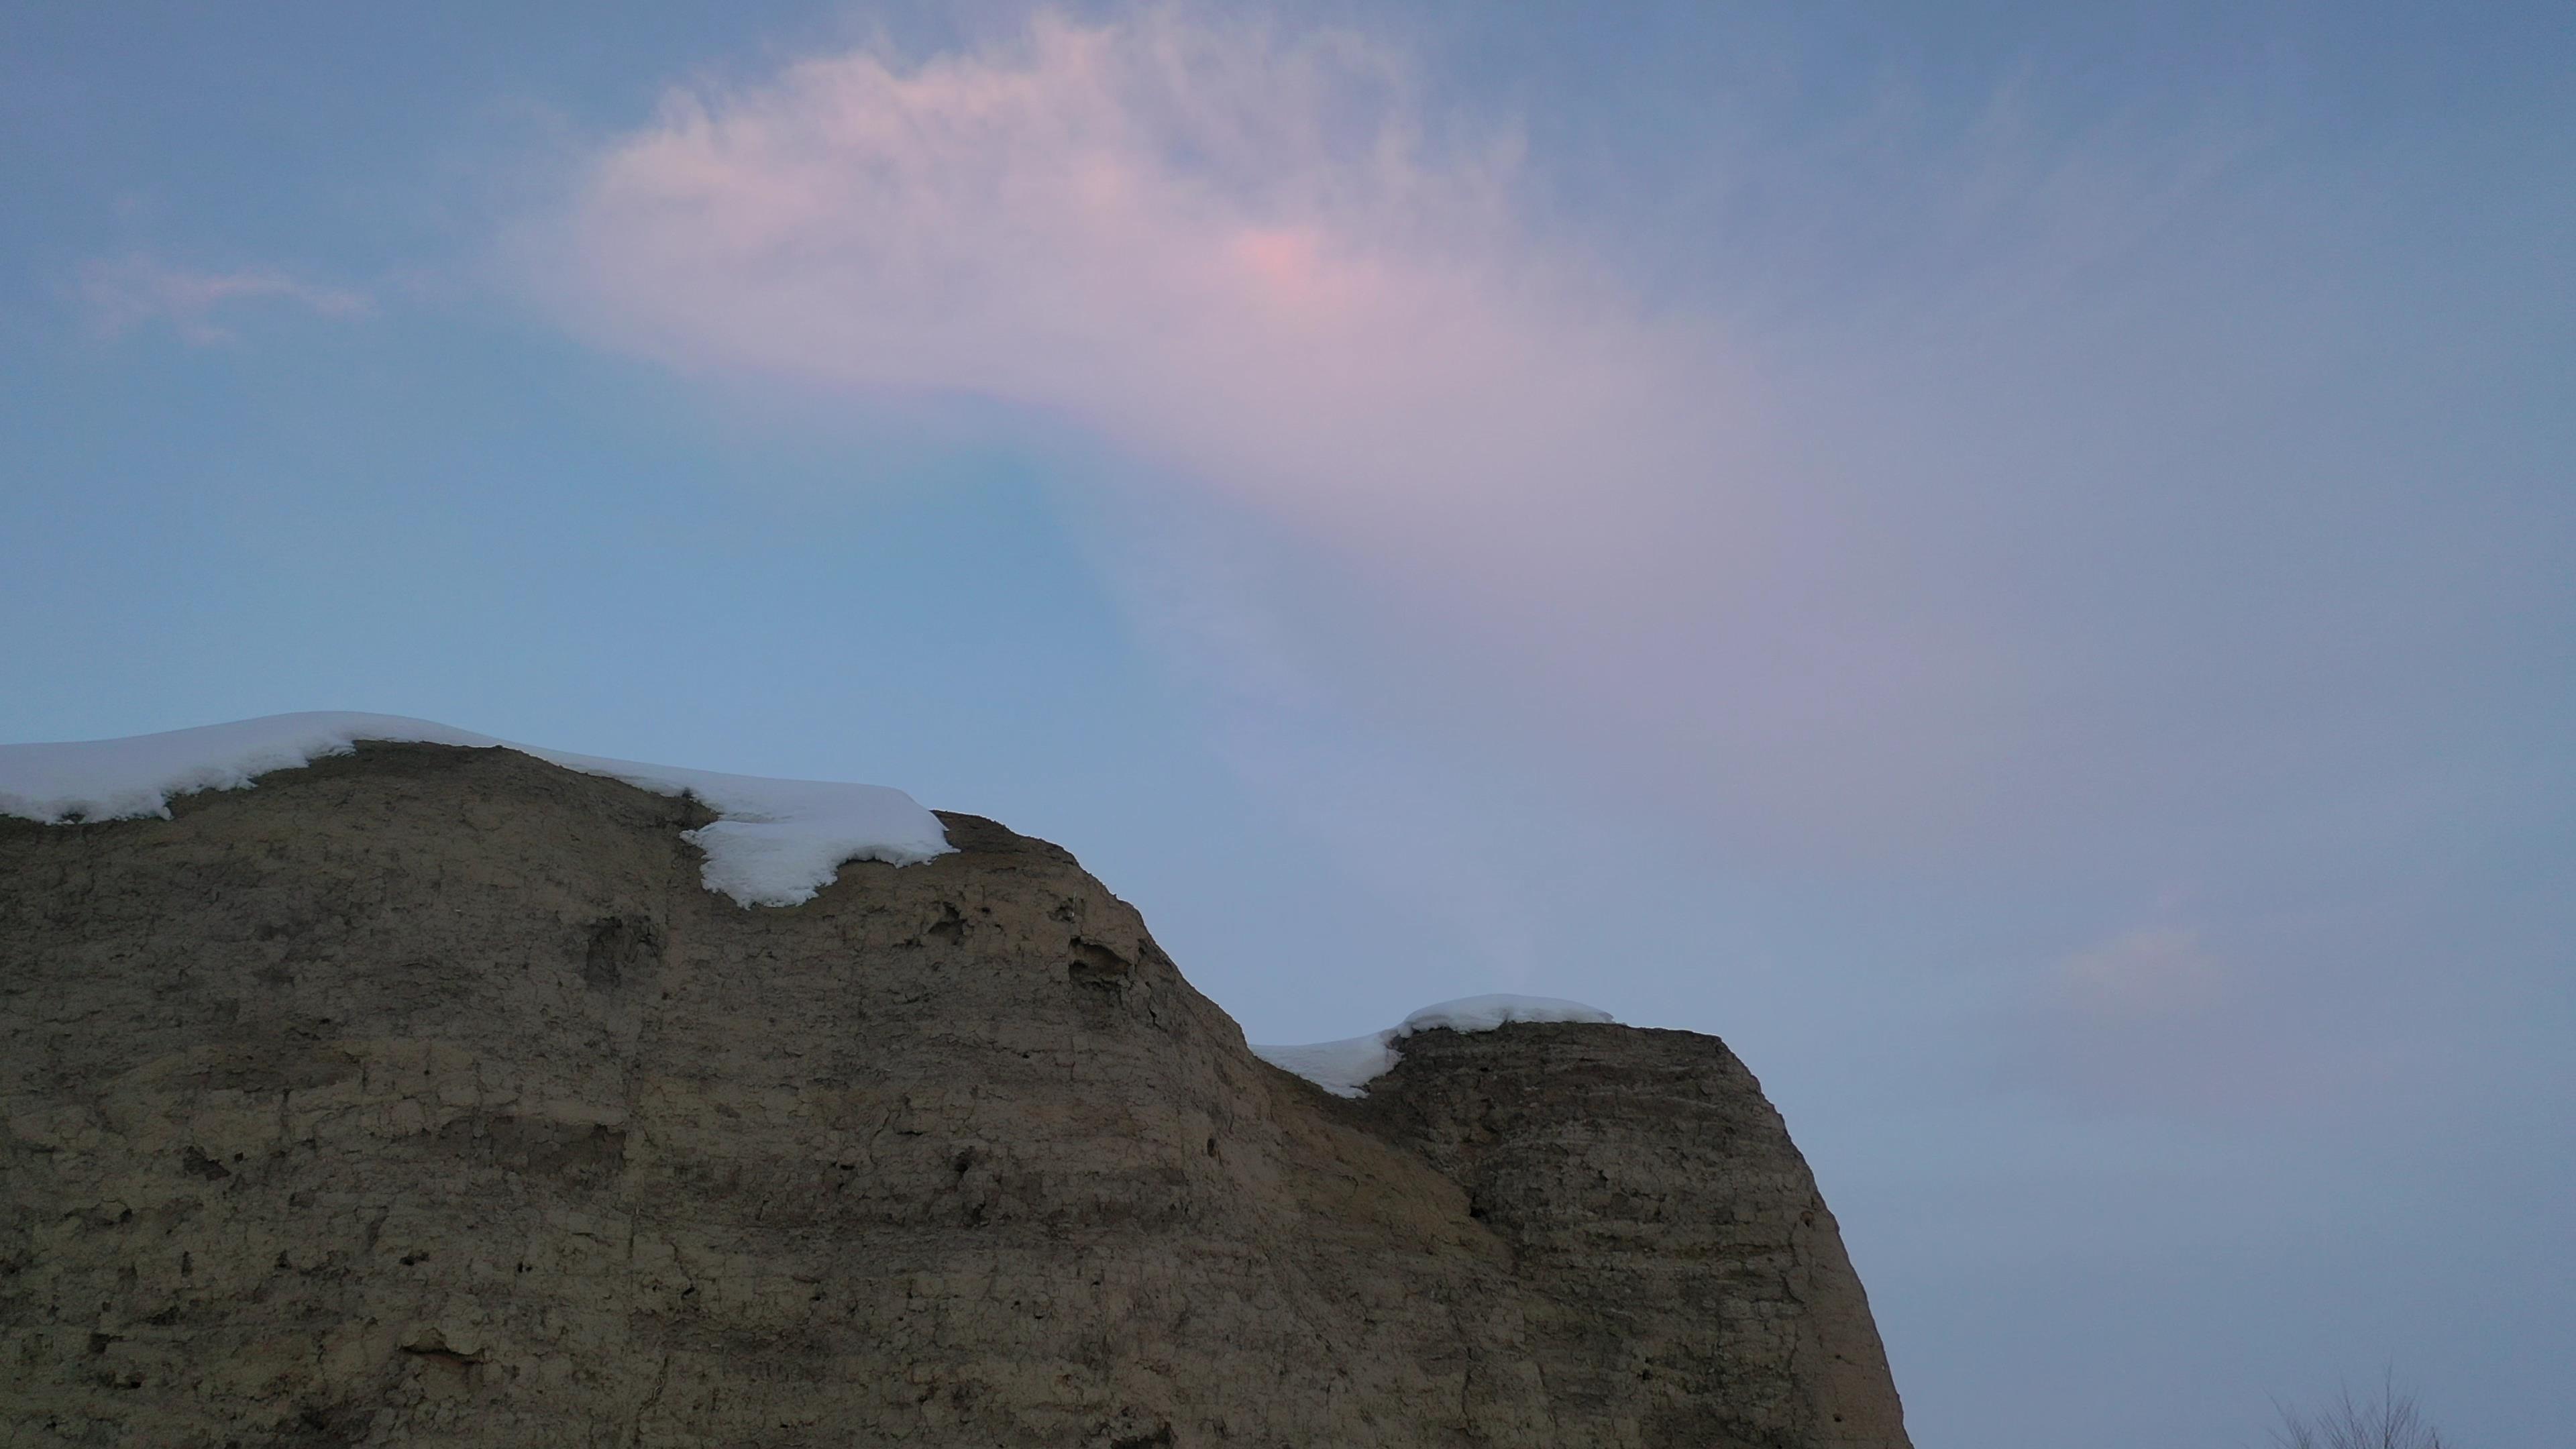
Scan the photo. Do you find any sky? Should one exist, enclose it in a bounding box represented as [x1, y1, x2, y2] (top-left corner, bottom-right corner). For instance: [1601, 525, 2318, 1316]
[3, 2, 2570, 1443]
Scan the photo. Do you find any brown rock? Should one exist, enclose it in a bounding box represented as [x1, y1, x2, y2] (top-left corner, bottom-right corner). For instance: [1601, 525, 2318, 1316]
[0, 741, 1908, 1447]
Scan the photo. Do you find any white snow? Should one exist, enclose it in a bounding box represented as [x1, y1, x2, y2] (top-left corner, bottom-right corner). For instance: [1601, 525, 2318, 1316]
[1250, 994, 1617, 1097]
[0, 712, 951, 907]
[1394, 995, 1616, 1036]
[1243, 1032, 1402, 1099]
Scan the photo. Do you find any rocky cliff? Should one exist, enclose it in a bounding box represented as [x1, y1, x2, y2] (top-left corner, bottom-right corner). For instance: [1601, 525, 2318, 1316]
[0, 741, 1909, 1447]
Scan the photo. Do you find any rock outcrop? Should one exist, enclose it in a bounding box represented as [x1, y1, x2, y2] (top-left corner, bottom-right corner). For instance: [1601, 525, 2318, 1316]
[0, 741, 1909, 1447]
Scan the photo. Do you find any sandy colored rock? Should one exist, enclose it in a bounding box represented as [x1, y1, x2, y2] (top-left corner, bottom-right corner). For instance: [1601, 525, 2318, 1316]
[0, 742, 1907, 1447]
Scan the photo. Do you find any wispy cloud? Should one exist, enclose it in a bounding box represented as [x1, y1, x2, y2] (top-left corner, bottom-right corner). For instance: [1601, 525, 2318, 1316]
[2055, 928, 2226, 1024]
[1997, 921, 2434, 1117]
[518, 9, 1994, 849]
[527, 11, 1711, 565]
[518, 7, 2565, 1005]
[80, 256, 372, 343]
[515, 8, 1796, 973]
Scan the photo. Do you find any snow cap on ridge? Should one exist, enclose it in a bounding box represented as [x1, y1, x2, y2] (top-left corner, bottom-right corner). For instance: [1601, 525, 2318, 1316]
[0, 712, 496, 823]
[0, 712, 951, 907]
[1396, 994, 1614, 1036]
[1250, 994, 1617, 1098]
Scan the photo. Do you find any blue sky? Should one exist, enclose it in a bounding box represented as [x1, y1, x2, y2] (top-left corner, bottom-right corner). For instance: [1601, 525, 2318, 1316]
[5, 3, 2571, 1444]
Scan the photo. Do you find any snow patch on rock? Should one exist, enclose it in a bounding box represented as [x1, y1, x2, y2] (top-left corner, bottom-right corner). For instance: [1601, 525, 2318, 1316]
[0, 712, 951, 907]
[1251, 994, 1617, 1097]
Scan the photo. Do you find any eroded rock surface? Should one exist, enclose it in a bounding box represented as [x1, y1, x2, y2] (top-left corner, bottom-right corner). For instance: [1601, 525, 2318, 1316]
[0, 743, 1908, 1447]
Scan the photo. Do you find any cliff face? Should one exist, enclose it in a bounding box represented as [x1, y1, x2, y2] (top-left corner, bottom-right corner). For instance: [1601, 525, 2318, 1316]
[0, 742, 1908, 1448]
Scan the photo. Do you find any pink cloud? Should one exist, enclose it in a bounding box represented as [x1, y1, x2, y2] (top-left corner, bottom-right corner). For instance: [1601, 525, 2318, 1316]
[522, 12, 1971, 835]
[80, 256, 372, 344]
[529, 11, 1733, 562]
[519, 8, 2295, 875]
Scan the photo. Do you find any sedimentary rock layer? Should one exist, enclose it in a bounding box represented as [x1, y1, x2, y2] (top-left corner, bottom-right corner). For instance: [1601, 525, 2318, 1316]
[0, 742, 1908, 1447]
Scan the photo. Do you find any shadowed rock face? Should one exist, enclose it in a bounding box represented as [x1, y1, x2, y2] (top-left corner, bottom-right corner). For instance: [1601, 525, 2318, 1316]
[0, 743, 1909, 1448]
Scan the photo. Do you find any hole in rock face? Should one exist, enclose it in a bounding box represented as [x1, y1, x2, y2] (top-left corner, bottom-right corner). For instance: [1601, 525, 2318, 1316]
[925, 904, 967, 945]
[1105, 1419, 1175, 1449]
[582, 915, 664, 990]
[1065, 939, 1132, 994]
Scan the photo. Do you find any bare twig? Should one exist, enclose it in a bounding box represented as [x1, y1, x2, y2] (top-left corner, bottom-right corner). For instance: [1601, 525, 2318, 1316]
[2269, 1370, 2449, 1449]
